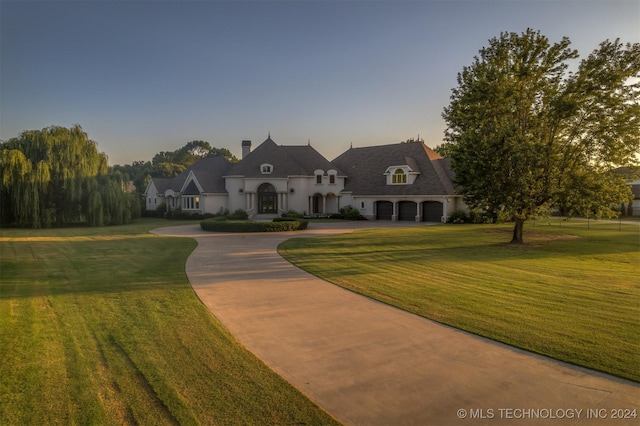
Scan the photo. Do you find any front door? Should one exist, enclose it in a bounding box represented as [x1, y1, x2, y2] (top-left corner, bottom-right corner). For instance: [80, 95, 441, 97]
[258, 183, 277, 214]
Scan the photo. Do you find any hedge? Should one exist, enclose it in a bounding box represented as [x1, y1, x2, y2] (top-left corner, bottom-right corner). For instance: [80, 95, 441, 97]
[200, 218, 309, 232]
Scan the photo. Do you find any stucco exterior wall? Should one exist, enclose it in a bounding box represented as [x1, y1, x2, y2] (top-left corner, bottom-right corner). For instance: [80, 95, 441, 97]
[200, 194, 228, 215]
[144, 182, 161, 210]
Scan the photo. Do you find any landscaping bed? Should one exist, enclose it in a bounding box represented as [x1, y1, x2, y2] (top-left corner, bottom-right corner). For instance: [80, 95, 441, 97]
[200, 217, 309, 232]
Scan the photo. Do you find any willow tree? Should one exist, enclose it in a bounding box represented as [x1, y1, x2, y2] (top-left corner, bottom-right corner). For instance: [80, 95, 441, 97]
[0, 125, 136, 228]
[442, 29, 640, 243]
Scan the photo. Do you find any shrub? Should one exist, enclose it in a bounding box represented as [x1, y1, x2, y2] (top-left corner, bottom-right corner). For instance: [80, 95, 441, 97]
[155, 202, 167, 217]
[448, 209, 469, 224]
[282, 210, 304, 218]
[469, 209, 495, 224]
[200, 218, 309, 232]
[228, 209, 248, 220]
[167, 207, 214, 221]
[340, 206, 365, 220]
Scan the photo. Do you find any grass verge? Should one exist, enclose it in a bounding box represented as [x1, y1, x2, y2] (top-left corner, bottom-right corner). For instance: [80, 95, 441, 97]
[279, 220, 640, 382]
[0, 218, 339, 425]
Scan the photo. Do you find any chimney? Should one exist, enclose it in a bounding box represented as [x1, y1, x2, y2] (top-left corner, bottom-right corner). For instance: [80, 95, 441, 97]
[241, 140, 252, 159]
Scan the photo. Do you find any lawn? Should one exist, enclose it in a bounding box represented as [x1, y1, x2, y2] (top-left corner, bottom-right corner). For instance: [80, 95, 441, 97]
[279, 220, 640, 382]
[0, 218, 339, 425]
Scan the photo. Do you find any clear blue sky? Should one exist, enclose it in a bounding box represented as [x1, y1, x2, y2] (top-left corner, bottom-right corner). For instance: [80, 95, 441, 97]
[1, 0, 638, 165]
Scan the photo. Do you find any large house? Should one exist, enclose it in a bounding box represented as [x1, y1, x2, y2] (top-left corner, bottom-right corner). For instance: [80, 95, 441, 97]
[144, 138, 466, 222]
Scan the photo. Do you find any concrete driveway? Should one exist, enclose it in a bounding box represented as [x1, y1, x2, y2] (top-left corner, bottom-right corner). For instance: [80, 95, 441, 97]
[151, 222, 639, 426]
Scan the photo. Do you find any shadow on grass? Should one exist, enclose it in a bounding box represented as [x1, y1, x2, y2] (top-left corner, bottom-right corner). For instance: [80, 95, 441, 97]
[283, 223, 639, 262]
[0, 236, 197, 300]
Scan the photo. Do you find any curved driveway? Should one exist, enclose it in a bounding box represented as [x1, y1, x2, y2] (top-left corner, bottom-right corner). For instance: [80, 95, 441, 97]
[152, 222, 639, 426]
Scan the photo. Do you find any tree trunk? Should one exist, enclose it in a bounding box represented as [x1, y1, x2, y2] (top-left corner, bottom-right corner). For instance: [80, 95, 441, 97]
[511, 217, 524, 244]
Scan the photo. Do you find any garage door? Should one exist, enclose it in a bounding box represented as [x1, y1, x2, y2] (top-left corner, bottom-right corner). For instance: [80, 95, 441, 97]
[422, 201, 443, 222]
[398, 201, 417, 221]
[376, 201, 393, 220]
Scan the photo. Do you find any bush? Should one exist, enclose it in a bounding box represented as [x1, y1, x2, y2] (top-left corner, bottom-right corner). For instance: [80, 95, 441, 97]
[281, 210, 304, 218]
[467, 209, 495, 224]
[200, 218, 309, 232]
[228, 209, 248, 220]
[155, 202, 167, 218]
[339, 206, 365, 220]
[167, 207, 214, 221]
[448, 209, 469, 224]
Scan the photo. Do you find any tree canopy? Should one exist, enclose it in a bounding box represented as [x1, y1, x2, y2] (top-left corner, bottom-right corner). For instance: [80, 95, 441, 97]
[1, 125, 140, 228]
[442, 29, 640, 243]
[151, 140, 238, 177]
[112, 140, 239, 197]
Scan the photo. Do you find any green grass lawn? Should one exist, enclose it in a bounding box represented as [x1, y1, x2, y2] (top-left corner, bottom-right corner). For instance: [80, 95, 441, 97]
[0, 218, 339, 425]
[279, 220, 640, 382]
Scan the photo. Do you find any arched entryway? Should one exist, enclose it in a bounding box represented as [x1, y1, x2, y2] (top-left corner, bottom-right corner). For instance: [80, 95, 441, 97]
[312, 194, 322, 214]
[422, 201, 443, 222]
[325, 193, 338, 214]
[258, 183, 277, 214]
[398, 201, 417, 221]
[376, 201, 393, 220]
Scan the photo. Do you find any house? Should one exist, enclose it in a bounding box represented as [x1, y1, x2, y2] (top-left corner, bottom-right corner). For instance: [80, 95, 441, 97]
[144, 138, 466, 222]
[614, 167, 640, 216]
[628, 179, 640, 216]
[333, 141, 464, 221]
[144, 155, 233, 214]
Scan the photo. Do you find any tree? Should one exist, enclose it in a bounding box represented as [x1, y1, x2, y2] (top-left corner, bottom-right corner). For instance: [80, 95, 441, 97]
[442, 29, 640, 243]
[150, 140, 239, 179]
[433, 142, 456, 158]
[0, 125, 138, 228]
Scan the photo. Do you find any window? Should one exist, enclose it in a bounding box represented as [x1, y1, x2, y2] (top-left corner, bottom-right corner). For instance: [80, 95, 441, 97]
[329, 174, 335, 184]
[316, 174, 322, 184]
[183, 196, 200, 210]
[392, 168, 407, 184]
[261, 164, 273, 174]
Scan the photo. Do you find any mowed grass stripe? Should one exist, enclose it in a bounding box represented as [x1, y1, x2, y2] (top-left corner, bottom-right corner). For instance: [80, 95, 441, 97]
[0, 219, 340, 425]
[279, 222, 639, 382]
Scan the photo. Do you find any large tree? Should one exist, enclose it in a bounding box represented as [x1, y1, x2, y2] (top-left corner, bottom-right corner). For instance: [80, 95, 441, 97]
[1, 125, 139, 228]
[442, 29, 640, 243]
[150, 140, 238, 180]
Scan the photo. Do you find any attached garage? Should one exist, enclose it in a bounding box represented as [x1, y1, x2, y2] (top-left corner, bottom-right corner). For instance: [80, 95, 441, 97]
[376, 201, 393, 220]
[422, 201, 443, 222]
[398, 201, 417, 221]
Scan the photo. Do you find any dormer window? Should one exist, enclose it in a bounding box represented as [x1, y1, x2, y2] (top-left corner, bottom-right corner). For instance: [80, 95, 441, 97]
[392, 168, 407, 184]
[385, 165, 418, 185]
[261, 163, 273, 174]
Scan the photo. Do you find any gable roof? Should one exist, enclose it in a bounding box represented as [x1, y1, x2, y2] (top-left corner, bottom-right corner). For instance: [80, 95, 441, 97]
[227, 138, 342, 177]
[187, 155, 233, 193]
[150, 177, 173, 194]
[332, 142, 456, 196]
[151, 155, 233, 195]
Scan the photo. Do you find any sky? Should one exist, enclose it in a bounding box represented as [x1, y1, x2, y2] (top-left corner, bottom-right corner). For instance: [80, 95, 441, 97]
[1, 0, 638, 166]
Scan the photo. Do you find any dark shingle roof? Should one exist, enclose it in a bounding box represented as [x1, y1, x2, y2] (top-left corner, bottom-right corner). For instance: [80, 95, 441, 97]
[332, 142, 456, 196]
[151, 177, 174, 193]
[152, 156, 232, 194]
[228, 138, 342, 177]
[188, 156, 233, 193]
